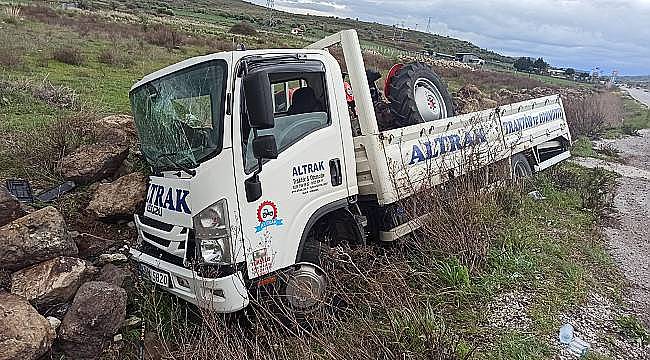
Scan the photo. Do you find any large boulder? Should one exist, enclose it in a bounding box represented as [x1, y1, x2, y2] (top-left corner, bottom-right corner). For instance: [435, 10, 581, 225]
[96, 264, 129, 287]
[92, 114, 137, 147]
[58, 143, 129, 185]
[58, 281, 127, 359]
[11, 257, 94, 310]
[86, 172, 147, 219]
[73, 232, 119, 259]
[0, 206, 77, 271]
[0, 293, 55, 360]
[0, 187, 25, 227]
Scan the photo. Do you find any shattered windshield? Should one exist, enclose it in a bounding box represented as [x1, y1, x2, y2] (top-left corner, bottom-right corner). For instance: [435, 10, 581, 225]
[130, 60, 228, 172]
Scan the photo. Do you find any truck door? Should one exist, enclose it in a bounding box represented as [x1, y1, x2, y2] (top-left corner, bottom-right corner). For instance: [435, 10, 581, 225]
[232, 56, 353, 279]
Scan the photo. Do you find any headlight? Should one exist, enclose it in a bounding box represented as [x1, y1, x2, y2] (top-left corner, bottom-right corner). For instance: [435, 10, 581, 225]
[193, 199, 231, 264]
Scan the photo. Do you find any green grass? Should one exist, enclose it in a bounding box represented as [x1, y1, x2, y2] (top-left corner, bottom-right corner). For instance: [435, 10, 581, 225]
[602, 93, 650, 138]
[617, 315, 649, 346]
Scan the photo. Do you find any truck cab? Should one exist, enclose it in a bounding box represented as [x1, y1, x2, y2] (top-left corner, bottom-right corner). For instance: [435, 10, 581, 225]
[129, 46, 360, 312]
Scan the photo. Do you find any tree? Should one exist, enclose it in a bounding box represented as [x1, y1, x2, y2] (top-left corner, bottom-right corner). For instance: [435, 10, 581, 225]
[565, 68, 576, 76]
[514, 57, 534, 72]
[533, 57, 549, 72]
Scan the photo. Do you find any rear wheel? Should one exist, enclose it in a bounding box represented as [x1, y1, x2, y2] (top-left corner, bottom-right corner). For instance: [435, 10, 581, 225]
[511, 153, 533, 179]
[387, 62, 454, 127]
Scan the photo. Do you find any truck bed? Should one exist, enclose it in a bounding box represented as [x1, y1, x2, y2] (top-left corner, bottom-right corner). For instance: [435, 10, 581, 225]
[354, 95, 571, 204]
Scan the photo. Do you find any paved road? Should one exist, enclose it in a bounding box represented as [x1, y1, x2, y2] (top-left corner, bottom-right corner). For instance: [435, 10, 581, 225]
[623, 86, 650, 107]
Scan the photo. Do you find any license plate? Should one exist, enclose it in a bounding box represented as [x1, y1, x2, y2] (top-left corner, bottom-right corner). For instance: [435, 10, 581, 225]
[142, 265, 170, 287]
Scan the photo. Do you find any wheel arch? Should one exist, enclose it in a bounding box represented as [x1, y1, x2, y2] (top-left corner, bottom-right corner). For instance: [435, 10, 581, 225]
[294, 199, 365, 262]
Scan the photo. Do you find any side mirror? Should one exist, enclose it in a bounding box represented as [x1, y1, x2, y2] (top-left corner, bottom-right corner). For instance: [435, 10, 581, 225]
[252, 135, 278, 159]
[243, 71, 274, 130]
[245, 175, 262, 202]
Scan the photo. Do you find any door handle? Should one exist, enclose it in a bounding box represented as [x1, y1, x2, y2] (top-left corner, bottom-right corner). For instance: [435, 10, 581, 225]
[329, 158, 342, 186]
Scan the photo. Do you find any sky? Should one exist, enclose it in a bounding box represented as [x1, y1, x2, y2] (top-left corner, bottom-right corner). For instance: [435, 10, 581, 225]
[245, 0, 650, 75]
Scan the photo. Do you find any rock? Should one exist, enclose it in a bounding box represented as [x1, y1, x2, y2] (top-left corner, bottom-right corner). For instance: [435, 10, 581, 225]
[0, 269, 10, 291]
[59, 281, 127, 359]
[86, 172, 146, 219]
[92, 115, 137, 147]
[75, 232, 119, 259]
[11, 257, 94, 310]
[96, 253, 128, 266]
[96, 264, 129, 287]
[58, 143, 129, 185]
[0, 206, 77, 271]
[46, 316, 61, 333]
[0, 187, 26, 227]
[0, 293, 55, 360]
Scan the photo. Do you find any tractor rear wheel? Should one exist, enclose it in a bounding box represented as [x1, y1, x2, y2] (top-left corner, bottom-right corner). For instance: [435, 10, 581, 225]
[387, 62, 454, 127]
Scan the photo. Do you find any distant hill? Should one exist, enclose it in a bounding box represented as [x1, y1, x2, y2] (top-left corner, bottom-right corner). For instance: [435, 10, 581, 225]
[108, 0, 514, 65]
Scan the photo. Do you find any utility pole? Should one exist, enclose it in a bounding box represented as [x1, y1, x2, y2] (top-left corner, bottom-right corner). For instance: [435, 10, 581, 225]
[426, 17, 431, 33]
[266, 0, 275, 27]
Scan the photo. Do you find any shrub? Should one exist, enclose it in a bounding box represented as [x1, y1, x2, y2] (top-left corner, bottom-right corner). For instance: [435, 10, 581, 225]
[564, 92, 624, 138]
[0, 47, 23, 67]
[52, 46, 85, 65]
[0, 109, 96, 185]
[97, 48, 135, 67]
[144, 24, 185, 49]
[229, 21, 257, 36]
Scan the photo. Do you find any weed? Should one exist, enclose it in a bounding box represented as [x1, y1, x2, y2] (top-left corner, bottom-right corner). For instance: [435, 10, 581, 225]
[594, 143, 620, 160]
[51, 46, 85, 66]
[2, 5, 21, 24]
[617, 315, 649, 346]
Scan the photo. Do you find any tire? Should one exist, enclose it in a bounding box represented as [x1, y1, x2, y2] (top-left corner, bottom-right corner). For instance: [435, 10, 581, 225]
[278, 234, 331, 319]
[387, 62, 454, 127]
[511, 153, 533, 179]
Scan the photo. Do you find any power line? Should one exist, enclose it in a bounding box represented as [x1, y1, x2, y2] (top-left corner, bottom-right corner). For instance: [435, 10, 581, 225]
[426, 17, 431, 33]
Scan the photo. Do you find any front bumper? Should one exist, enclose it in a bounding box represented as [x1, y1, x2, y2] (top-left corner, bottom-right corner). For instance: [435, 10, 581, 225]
[130, 247, 249, 313]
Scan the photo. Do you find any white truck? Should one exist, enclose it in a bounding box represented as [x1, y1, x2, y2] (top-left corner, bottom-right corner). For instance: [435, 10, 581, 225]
[128, 30, 572, 314]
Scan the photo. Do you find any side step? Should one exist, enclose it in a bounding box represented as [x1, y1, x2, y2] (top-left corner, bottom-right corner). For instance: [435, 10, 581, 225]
[379, 213, 430, 242]
[534, 150, 571, 172]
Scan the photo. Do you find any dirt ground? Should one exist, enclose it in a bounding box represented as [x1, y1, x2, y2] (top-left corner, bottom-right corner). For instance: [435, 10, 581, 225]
[574, 129, 650, 327]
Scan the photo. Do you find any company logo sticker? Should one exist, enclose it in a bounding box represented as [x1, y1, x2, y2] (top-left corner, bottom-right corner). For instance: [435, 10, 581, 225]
[145, 184, 191, 216]
[255, 201, 284, 233]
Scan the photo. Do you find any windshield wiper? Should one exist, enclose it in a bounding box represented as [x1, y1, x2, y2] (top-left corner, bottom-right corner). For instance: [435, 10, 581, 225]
[155, 153, 197, 177]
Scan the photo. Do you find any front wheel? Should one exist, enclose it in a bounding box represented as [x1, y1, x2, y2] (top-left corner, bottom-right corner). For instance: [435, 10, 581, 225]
[279, 236, 331, 319]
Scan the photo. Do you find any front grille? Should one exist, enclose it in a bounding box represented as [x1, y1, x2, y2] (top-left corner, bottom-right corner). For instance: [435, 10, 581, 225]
[140, 216, 174, 232]
[140, 241, 184, 267]
[142, 231, 171, 247]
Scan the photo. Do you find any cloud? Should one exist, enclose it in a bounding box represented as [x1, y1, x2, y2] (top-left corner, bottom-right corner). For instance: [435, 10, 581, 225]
[246, 0, 650, 75]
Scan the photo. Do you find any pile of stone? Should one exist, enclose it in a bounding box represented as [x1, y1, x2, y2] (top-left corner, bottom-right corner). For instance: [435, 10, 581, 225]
[0, 204, 129, 359]
[1, 115, 146, 360]
[400, 56, 475, 71]
[452, 85, 596, 115]
[453, 84, 498, 114]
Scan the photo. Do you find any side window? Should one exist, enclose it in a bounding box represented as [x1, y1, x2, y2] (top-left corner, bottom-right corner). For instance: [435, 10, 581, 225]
[243, 71, 331, 173]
